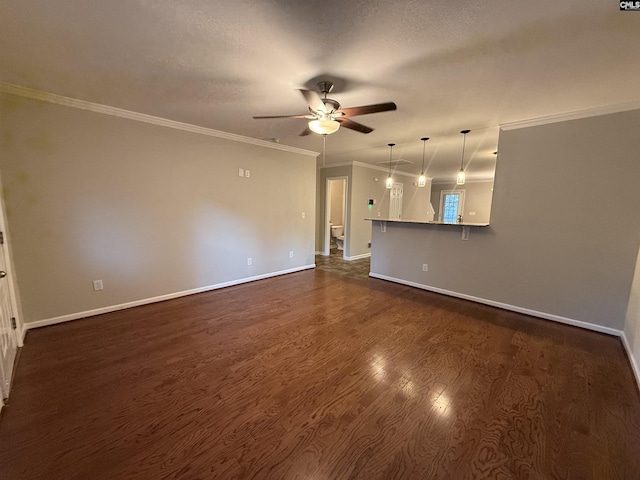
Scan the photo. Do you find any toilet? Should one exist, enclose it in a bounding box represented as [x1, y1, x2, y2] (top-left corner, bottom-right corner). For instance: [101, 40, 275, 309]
[330, 225, 344, 250]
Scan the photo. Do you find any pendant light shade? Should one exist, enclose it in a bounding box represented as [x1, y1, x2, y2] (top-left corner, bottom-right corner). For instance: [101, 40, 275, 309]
[418, 137, 429, 187]
[457, 129, 470, 185]
[386, 143, 395, 189]
[308, 118, 340, 135]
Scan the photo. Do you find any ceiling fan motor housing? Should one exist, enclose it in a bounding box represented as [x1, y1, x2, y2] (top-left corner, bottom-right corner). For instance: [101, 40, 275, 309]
[320, 98, 341, 116]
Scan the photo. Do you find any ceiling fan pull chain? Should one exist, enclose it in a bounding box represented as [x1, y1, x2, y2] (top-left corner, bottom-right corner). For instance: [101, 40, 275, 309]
[323, 134, 326, 166]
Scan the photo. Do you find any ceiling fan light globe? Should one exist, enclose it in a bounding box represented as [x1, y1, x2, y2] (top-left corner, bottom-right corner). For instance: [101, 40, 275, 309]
[308, 119, 340, 135]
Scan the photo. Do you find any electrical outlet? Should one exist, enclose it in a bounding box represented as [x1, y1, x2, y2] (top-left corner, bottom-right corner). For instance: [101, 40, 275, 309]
[245, 169, 251, 178]
[422, 264, 428, 272]
[238, 168, 244, 177]
[289, 251, 294, 258]
[247, 257, 252, 266]
[93, 279, 103, 291]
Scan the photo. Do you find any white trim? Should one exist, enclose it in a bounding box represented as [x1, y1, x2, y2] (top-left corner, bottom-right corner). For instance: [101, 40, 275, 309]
[315, 251, 324, 256]
[345, 253, 371, 261]
[621, 332, 640, 392]
[321, 161, 421, 179]
[18, 323, 26, 344]
[24, 265, 315, 331]
[432, 178, 494, 185]
[0, 82, 318, 157]
[369, 273, 622, 337]
[500, 100, 640, 131]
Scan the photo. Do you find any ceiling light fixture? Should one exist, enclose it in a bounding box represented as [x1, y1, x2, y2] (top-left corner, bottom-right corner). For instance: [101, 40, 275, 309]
[457, 129, 470, 185]
[386, 143, 395, 189]
[418, 137, 429, 187]
[308, 118, 340, 135]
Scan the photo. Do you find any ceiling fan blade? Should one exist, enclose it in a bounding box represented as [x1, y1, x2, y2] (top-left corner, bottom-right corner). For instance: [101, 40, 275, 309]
[298, 89, 326, 113]
[253, 114, 311, 119]
[299, 126, 312, 136]
[337, 102, 397, 117]
[336, 117, 374, 134]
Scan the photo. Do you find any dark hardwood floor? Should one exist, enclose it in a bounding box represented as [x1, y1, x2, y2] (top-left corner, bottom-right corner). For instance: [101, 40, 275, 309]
[1, 257, 639, 479]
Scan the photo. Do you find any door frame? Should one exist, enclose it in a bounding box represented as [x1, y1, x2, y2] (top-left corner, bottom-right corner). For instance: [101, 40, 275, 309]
[0, 171, 23, 404]
[439, 189, 466, 223]
[324, 176, 349, 257]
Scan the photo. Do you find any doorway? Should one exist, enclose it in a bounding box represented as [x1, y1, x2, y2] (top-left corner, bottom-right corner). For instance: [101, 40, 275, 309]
[325, 177, 348, 257]
[439, 190, 465, 223]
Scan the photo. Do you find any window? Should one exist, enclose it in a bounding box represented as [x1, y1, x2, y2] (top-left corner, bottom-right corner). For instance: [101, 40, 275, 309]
[439, 190, 465, 223]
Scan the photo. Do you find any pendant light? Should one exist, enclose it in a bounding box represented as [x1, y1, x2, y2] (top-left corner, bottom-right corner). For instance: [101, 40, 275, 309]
[457, 129, 470, 185]
[386, 143, 395, 189]
[418, 137, 429, 187]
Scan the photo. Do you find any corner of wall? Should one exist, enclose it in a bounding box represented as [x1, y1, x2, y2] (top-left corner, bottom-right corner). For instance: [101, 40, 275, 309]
[621, 331, 640, 393]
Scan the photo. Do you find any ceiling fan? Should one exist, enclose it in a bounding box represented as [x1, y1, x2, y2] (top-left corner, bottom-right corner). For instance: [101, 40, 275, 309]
[253, 81, 397, 136]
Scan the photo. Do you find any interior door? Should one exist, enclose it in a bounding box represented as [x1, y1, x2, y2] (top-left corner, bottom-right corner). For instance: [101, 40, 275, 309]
[389, 183, 403, 220]
[0, 230, 17, 400]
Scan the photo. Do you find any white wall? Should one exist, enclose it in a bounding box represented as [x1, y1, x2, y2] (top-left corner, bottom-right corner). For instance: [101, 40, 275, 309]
[0, 93, 317, 326]
[625, 244, 640, 386]
[371, 109, 640, 331]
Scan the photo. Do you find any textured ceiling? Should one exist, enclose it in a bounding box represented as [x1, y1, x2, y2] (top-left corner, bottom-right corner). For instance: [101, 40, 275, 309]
[1, 1, 639, 181]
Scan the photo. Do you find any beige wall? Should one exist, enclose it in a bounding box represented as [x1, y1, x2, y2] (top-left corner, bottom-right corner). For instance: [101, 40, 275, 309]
[400, 176, 432, 222]
[349, 164, 389, 258]
[329, 179, 345, 225]
[625, 244, 640, 384]
[371, 109, 640, 331]
[431, 181, 494, 224]
[0, 93, 317, 325]
[318, 163, 431, 259]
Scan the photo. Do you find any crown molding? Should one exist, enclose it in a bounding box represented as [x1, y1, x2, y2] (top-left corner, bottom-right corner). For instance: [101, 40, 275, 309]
[0, 82, 319, 157]
[353, 161, 420, 179]
[500, 100, 640, 131]
[321, 160, 422, 179]
[431, 177, 494, 185]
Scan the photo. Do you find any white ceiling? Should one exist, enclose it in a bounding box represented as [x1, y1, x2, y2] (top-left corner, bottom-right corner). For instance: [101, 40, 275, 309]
[1, 1, 639, 181]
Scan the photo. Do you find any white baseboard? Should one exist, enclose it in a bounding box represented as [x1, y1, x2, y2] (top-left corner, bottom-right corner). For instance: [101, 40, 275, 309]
[621, 332, 640, 392]
[369, 272, 622, 337]
[345, 253, 371, 261]
[24, 264, 316, 331]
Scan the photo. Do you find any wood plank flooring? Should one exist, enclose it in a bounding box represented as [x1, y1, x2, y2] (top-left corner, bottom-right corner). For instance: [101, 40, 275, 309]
[1, 261, 640, 479]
